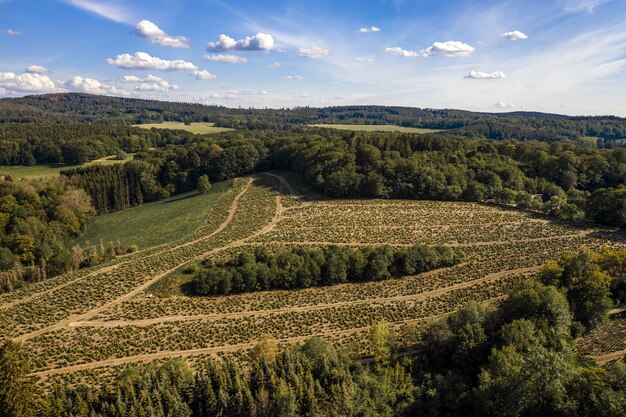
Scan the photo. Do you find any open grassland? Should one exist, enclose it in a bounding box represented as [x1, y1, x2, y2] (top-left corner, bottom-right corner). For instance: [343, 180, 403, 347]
[0, 155, 132, 180]
[308, 124, 442, 133]
[134, 122, 234, 134]
[73, 180, 232, 250]
[2, 171, 625, 388]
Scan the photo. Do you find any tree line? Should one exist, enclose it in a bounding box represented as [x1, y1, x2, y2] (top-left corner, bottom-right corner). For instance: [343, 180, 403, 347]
[54, 128, 626, 225]
[0, 124, 201, 166]
[3, 248, 626, 416]
[3, 93, 626, 143]
[191, 244, 461, 296]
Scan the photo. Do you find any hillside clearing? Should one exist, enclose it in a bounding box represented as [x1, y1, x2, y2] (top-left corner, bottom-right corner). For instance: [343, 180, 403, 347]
[134, 122, 234, 134]
[73, 180, 232, 250]
[0, 155, 133, 180]
[308, 124, 442, 133]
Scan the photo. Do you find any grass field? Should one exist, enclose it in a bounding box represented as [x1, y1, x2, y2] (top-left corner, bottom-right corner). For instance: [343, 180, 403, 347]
[309, 124, 442, 133]
[1, 171, 625, 387]
[0, 155, 132, 180]
[74, 180, 231, 250]
[134, 122, 234, 134]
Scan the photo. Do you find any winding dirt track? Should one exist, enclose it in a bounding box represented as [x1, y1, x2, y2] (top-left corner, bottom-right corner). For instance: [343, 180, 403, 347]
[68, 264, 538, 329]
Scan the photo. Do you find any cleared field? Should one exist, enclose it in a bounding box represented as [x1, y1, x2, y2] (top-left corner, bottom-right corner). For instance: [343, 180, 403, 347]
[0, 155, 132, 180]
[308, 124, 442, 133]
[134, 122, 234, 134]
[2, 171, 625, 387]
[73, 180, 232, 250]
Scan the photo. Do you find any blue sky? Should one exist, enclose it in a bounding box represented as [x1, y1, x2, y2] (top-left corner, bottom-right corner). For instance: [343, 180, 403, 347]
[1, 0, 626, 115]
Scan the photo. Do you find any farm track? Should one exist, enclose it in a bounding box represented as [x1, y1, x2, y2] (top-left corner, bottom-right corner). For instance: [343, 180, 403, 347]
[31, 308, 491, 378]
[68, 264, 538, 328]
[242, 231, 595, 248]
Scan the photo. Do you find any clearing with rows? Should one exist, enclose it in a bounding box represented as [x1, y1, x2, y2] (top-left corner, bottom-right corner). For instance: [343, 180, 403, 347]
[2, 171, 624, 387]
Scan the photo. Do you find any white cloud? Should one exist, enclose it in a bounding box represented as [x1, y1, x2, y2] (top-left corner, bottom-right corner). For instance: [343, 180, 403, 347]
[26, 65, 48, 74]
[0, 72, 57, 92]
[384, 47, 419, 58]
[299, 92, 311, 97]
[63, 0, 133, 24]
[0, 87, 6, 95]
[494, 102, 516, 109]
[116, 74, 181, 91]
[283, 75, 304, 80]
[358, 26, 381, 33]
[5, 29, 22, 36]
[563, 0, 608, 12]
[65, 76, 127, 95]
[206, 33, 274, 52]
[267, 62, 281, 69]
[134, 20, 190, 48]
[202, 54, 248, 64]
[465, 70, 506, 79]
[421, 41, 475, 57]
[106, 52, 197, 71]
[120, 75, 143, 83]
[192, 70, 216, 80]
[502, 31, 528, 41]
[298, 46, 329, 58]
[353, 56, 375, 63]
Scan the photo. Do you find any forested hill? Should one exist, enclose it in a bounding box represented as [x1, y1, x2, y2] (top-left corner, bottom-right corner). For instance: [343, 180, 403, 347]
[2, 93, 626, 142]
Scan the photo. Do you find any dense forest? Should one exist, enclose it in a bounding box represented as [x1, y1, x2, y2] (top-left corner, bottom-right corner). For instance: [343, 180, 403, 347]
[59, 129, 626, 224]
[3, 249, 626, 417]
[0, 124, 201, 165]
[191, 244, 460, 295]
[2, 94, 626, 144]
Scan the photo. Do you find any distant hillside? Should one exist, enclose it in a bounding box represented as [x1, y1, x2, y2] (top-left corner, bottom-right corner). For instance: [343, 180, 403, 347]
[2, 93, 626, 143]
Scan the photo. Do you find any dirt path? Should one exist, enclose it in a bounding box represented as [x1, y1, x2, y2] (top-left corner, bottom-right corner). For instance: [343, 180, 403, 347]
[245, 231, 595, 248]
[29, 317, 429, 378]
[69, 265, 538, 328]
[591, 349, 626, 364]
[14, 178, 255, 343]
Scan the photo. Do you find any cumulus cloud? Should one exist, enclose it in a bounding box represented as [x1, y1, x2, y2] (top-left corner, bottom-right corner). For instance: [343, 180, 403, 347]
[116, 74, 180, 91]
[493, 101, 516, 109]
[206, 33, 274, 52]
[384, 47, 419, 58]
[502, 31, 528, 41]
[65, 76, 127, 95]
[120, 75, 142, 83]
[192, 70, 216, 80]
[134, 20, 190, 48]
[202, 54, 248, 64]
[26, 65, 48, 74]
[0, 72, 57, 92]
[465, 70, 506, 79]
[358, 26, 381, 33]
[267, 62, 281, 69]
[353, 56, 375, 63]
[106, 52, 197, 71]
[421, 41, 475, 57]
[299, 92, 311, 97]
[283, 75, 304, 80]
[298, 46, 329, 58]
